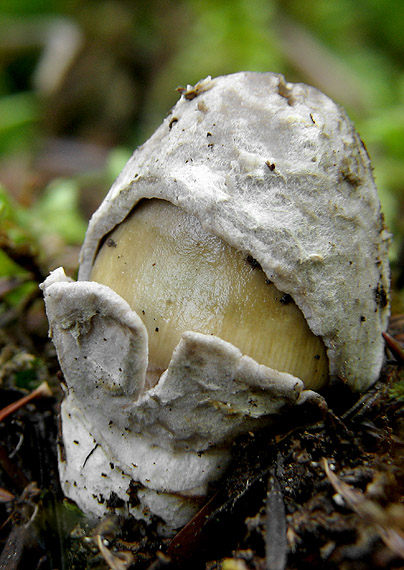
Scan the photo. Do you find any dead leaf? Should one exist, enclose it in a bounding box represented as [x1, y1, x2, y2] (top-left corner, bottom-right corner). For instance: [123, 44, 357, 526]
[96, 534, 133, 570]
[321, 458, 404, 559]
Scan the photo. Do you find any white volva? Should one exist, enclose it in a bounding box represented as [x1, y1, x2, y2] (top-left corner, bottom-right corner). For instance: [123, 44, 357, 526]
[41, 72, 390, 532]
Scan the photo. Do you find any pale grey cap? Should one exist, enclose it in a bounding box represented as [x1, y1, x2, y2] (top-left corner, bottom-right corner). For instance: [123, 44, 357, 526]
[78, 72, 390, 392]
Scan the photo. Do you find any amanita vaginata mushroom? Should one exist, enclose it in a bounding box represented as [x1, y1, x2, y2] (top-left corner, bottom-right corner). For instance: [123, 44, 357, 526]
[41, 72, 390, 533]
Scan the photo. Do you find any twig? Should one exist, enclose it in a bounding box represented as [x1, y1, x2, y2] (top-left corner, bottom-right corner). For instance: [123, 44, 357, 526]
[0, 382, 52, 422]
[383, 332, 404, 363]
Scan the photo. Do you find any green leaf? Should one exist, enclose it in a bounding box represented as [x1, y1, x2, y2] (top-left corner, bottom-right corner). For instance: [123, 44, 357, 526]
[28, 179, 87, 245]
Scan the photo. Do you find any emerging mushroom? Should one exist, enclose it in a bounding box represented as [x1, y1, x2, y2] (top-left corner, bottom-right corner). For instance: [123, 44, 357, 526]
[41, 72, 390, 533]
[90, 198, 328, 391]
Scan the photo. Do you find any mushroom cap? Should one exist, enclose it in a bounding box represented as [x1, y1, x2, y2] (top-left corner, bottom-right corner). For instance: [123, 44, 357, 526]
[79, 72, 390, 392]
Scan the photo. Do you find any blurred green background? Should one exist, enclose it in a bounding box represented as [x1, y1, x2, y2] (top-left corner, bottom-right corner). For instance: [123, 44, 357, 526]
[1, 0, 404, 305]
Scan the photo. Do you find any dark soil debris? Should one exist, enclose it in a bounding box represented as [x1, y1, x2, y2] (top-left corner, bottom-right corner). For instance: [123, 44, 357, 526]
[1, 275, 404, 569]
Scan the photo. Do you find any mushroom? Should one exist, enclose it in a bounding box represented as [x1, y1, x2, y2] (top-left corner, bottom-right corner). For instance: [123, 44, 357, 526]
[41, 72, 390, 533]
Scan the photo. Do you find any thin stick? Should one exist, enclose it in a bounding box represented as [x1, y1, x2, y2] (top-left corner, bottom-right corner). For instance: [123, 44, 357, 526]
[383, 331, 404, 363]
[0, 382, 52, 422]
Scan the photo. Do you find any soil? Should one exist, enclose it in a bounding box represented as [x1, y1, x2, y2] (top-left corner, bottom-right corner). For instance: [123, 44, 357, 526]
[1, 292, 404, 570]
